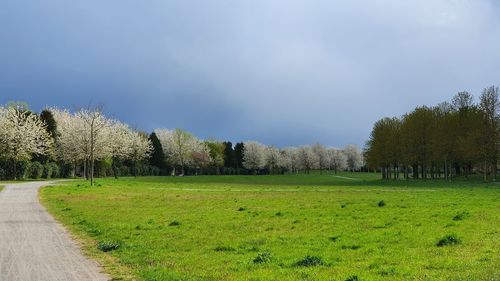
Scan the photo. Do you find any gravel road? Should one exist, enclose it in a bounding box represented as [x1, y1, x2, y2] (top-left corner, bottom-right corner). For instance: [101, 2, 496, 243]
[0, 181, 109, 281]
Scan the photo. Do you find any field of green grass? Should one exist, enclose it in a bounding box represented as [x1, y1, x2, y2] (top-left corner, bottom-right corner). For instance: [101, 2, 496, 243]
[40, 173, 499, 281]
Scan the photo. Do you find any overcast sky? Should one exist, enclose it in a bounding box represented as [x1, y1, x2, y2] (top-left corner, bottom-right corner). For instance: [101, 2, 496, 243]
[1, 1, 499, 147]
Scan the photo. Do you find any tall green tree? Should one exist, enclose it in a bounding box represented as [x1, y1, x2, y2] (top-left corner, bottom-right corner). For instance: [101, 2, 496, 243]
[223, 141, 236, 168]
[234, 142, 245, 170]
[479, 86, 500, 181]
[148, 132, 166, 174]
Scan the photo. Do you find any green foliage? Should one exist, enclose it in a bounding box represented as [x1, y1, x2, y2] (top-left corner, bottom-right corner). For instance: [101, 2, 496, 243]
[29, 161, 44, 179]
[294, 255, 325, 267]
[148, 132, 167, 173]
[168, 220, 181, 226]
[452, 211, 469, 221]
[234, 142, 245, 169]
[213, 246, 235, 252]
[378, 200, 386, 207]
[365, 87, 500, 182]
[436, 234, 461, 247]
[253, 251, 273, 264]
[97, 240, 121, 252]
[43, 162, 59, 179]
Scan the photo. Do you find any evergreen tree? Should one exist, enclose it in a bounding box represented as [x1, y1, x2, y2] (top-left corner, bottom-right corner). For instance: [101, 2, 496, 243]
[223, 141, 236, 168]
[148, 132, 166, 173]
[234, 142, 245, 170]
[40, 110, 58, 139]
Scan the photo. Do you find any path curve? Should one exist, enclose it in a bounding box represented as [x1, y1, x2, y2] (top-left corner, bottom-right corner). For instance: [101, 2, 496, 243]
[0, 181, 109, 281]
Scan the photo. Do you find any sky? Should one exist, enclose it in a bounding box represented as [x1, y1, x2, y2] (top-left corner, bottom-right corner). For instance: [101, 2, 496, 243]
[1, 0, 500, 148]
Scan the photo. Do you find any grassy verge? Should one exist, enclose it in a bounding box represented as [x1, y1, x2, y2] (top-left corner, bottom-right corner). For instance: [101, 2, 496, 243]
[40, 173, 500, 281]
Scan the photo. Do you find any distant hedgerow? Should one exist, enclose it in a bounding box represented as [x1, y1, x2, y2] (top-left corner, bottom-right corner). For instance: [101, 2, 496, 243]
[436, 234, 461, 247]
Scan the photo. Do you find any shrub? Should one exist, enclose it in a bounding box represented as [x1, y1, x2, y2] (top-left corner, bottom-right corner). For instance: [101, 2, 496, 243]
[294, 255, 325, 267]
[29, 161, 44, 179]
[436, 234, 461, 247]
[43, 162, 60, 179]
[452, 211, 469, 221]
[329, 235, 340, 242]
[342, 245, 361, 250]
[168, 220, 181, 226]
[253, 251, 272, 264]
[345, 276, 360, 281]
[97, 240, 121, 252]
[238, 207, 246, 211]
[214, 246, 235, 252]
[378, 200, 386, 207]
[275, 212, 283, 216]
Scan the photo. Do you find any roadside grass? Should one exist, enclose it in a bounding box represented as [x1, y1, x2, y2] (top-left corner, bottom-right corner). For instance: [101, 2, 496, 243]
[40, 173, 500, 281]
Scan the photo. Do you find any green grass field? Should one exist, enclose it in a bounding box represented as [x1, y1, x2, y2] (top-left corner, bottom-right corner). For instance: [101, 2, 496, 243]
[40, 173, 500, 281]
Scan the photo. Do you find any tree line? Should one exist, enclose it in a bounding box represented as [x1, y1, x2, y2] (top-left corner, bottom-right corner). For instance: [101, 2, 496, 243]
[0, 102, 365, 183]
[364, 85, 499, 181]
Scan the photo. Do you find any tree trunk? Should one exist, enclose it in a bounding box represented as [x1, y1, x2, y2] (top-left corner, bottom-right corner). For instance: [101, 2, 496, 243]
[13, 159, 17, 180]
[112, 157, 118, 179]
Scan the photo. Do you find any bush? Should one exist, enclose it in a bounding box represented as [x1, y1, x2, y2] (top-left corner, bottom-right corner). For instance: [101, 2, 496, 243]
[97, 240, 121, 252]
[378, 200, 386, 207]
[342, 245, 361, 250]
[43, 162, 59, 179]
[253, 251, 272, 264]
[214, 246, 236, 252]
[294, 255, 325, 267]
[238, 207, 247, 211]
[345, 276, 360, 281]
[29, 161, 44, 179]
[329, 236, 340, 242]
[452, 211, 469, 221]
[168, 220, 181, 226]
[436, 234, 461, 247]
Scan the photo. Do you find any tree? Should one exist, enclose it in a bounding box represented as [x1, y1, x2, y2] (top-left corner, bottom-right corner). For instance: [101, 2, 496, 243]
[296, 145, 315, 174]
[479, 85, 500, 181]
[280, 147, 298, 173]
[148, 132, 167, 173]
[265, 146, 282, 174]
[344, 144, 363, 172]
[155, 128, 201, 175]
[223, 141, 236, 169]
[234, 142, 245, 170]
[327, 148, 347, 174]
[312, 143, 328, 174]
[108, 120, 134, 178]
[76, 108, 112, 185]
[0, 106, 53, 179]
[51, 108, 87, 177]
[242, 141, 266, 172]
[205, 140, 225, 174]
[128, 131, 153, 177]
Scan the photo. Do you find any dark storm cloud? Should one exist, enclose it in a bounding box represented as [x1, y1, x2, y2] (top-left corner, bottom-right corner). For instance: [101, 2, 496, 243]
[1, 0, 500, 147]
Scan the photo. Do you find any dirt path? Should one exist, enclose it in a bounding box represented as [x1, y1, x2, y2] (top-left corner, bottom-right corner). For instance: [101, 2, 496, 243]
[0, 181, 109, 281]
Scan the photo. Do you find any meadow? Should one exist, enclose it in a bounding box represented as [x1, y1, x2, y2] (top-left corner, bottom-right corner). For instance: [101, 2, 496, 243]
[40, 173, 499, 281]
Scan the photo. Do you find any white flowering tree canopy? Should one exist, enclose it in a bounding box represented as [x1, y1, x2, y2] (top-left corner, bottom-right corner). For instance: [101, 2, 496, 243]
[0, 106, 53, 163]
[242, 141, 266, 170]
